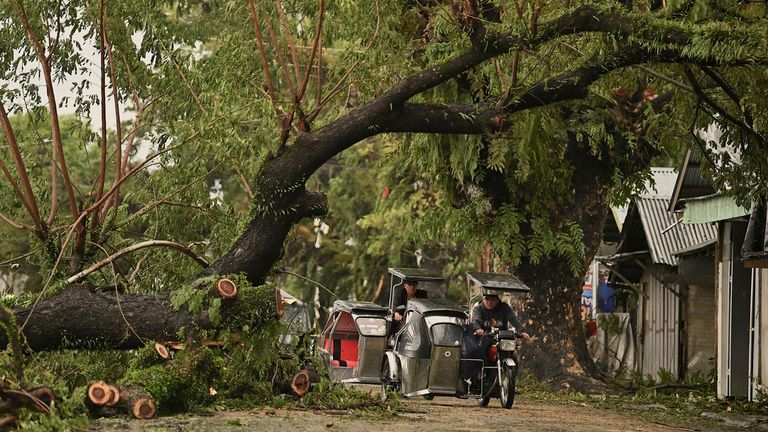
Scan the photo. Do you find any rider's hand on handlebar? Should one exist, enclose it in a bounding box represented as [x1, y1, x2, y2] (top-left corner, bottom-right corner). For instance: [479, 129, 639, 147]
[474, 328, 485, 336]
[394, 312, 403, 321]
[521, 332, 531, 341]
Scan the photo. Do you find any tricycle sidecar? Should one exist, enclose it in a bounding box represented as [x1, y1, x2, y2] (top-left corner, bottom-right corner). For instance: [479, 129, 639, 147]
[381, 297, 467, 399]
[318, 300, 390, 384]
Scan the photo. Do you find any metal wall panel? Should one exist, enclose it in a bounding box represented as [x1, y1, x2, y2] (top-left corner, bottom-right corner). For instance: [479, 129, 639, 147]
[641, 268, 679, 379]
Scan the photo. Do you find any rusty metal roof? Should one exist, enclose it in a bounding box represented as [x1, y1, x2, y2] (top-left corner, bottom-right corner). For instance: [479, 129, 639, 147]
[636, 198, 717, 266]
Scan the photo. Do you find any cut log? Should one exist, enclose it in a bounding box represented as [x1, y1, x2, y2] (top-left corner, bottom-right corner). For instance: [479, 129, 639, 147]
[216, 278, 238, 299]
[117, 386, 156, 419]
[165, 340, 224, 351]
[87, 381, 111, 406]
[104, 385, 121, 407]
[154, 343, 169, 359]
[290, 370, 311, 398]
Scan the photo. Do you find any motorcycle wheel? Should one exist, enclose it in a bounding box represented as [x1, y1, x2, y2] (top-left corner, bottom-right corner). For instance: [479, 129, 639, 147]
[477, 394, 491, 407]
[380, 358, 392, 402]
[499, 364, 516, 409]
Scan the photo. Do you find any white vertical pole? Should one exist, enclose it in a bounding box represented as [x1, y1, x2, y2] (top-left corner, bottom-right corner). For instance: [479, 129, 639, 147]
[592, 260, 600, 320]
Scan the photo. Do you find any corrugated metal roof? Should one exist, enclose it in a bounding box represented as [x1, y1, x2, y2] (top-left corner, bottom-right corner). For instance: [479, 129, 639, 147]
[669, 149, 715, 212]
[637, 198, 718, 266]
[640, 167, 678, 199]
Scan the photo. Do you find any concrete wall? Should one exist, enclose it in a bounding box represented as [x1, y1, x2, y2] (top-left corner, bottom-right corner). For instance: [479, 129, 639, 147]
[685, 283, 716, 375]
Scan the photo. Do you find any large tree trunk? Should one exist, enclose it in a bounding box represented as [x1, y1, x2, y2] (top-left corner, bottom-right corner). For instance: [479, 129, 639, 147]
[491, 94, 666, 390]
[2, 282, 282, 350]
[515, 148, 612, 390]
[5, 286, 202, 350]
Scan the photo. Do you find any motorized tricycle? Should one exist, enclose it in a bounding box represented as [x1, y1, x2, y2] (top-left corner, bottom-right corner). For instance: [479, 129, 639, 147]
[318, 300, 390, 384]
[463, 271, 531, 408]
[380, 271, 530, 408]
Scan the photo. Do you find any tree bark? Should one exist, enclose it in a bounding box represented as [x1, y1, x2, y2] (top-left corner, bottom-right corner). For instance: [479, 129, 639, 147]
[5, 286, 203, 350]
[2, 283, 280, 351]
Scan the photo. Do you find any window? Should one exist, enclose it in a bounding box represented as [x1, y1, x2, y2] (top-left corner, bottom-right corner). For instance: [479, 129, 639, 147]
[430, 323, 463, 346]
[355, 317, 387, 337]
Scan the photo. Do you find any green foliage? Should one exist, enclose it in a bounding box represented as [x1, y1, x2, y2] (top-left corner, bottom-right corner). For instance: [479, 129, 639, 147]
[0, 348, 132, 429]
[121, 347, 224, 413]
[294, 380, 399, 411]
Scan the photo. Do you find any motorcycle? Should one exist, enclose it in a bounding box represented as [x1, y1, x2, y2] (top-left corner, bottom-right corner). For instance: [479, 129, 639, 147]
[465, 327, 518, 409]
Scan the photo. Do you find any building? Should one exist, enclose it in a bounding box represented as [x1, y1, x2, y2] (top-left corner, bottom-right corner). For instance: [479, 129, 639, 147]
[604, 167, 717, 380]
[670, 149, 767, 400]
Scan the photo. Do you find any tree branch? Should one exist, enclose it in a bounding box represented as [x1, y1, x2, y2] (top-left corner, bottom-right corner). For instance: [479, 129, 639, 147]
[274, 0, 302, 88]
[13, 0, 80, 223]
[0, 102, 43, 232]
[683, 66, 767, 150]
[66, 240, 209, 285]
[297, 0, 324, 104]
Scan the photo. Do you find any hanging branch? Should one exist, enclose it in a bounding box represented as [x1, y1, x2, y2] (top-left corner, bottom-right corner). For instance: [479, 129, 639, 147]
[93, 0, 108, 233]
[163, 45, 206, 114]
[102, 7, 124, 225]
[88, 241, 146, 343]
[118, 50, 148, 177]
[683, 66, 767, 151]
[698, 65, 755, 129]
[12, 0, 79, 224]
[121, 93, 145, 177]
[635, 65, 694, 93]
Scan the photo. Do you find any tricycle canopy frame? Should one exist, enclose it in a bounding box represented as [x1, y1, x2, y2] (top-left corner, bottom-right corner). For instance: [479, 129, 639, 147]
[466, 271, 531, 297]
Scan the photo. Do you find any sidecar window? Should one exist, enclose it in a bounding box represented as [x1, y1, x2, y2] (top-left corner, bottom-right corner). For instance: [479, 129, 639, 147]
[430, 323, 463, 347]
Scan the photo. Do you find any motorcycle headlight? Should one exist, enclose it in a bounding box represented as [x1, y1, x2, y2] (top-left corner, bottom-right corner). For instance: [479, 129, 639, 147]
[498, 339, 516, 351]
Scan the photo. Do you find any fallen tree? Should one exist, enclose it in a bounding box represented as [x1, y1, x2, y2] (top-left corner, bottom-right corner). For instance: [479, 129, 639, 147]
[1, 1, 767, 390]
